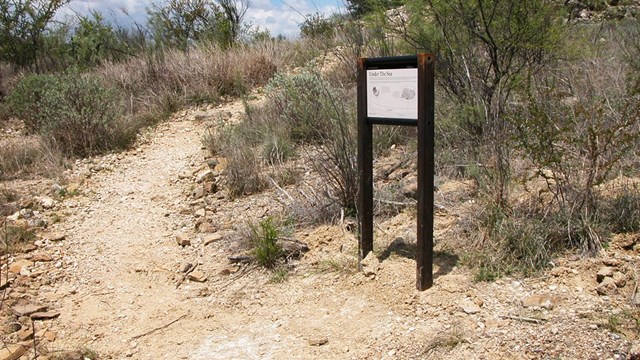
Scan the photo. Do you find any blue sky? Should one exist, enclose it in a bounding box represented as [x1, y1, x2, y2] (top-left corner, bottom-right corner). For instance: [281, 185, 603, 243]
[58, 0, 346, 37]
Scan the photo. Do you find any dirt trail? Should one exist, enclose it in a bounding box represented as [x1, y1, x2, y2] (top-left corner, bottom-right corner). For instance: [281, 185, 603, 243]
[46, 102, 410, 359]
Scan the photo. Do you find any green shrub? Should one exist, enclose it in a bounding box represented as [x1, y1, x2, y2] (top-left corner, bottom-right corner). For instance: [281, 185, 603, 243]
[7, 71, 136, 157]
[249, 217, 284, 268]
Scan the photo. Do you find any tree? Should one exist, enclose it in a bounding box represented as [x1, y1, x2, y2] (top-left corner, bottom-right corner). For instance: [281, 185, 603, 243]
[404, 0, 564, 207]
[217, 0, 250, 47]
[0, 0, 69, 72]
[147, 0, 250, 50]
[147, 0, 217, 50]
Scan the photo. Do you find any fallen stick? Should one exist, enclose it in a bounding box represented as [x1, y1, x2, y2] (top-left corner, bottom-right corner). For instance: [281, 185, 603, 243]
[131, 313, 188, 340]
[499, 315, 546, 324]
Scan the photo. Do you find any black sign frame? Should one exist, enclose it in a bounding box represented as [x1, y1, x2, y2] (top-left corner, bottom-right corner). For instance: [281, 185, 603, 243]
[357, 53, 435, 291]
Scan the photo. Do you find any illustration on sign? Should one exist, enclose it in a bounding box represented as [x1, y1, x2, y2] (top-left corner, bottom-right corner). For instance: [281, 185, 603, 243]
[366, 68, 418, 120]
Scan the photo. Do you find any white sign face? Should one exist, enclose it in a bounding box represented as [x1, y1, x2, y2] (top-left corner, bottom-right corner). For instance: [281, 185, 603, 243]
[366, 68, 418, 120]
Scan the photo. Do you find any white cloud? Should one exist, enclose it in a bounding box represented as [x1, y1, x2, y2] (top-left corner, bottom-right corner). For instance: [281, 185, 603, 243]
[245, 0, 343, 37]
[58, 0, 344, 36]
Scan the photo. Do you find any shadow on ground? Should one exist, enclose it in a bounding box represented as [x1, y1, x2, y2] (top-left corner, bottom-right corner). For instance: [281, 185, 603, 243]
[378, 237, 458, 279]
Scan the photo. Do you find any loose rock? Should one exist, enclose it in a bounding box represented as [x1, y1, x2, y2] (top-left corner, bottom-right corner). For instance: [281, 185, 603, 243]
[30, 311, 61, 320]
[187, 271, 208, 283]
[11, 303, 47, 317]
[596, 267, 614, 283]
[521, 295, 559, 310]
[176, 233, 191, 246]
[361, 252, 380, 277]
[596, 277, 618, 296]
[612, 271, 627, 288]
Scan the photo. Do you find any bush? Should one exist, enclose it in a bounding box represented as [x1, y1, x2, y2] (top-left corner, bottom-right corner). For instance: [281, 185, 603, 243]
[7, 71, 137, 157]
[249, 217, 284, 268]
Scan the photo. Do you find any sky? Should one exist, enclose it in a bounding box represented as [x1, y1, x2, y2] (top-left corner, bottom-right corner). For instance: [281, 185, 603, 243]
[58, 0, 346, 37]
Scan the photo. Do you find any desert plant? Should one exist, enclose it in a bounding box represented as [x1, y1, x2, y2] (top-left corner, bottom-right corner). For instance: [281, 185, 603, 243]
[403, 0, 565, 208]
[7, 71, 138, 157]
[514, 57, 640, 253]
[249, 217, 284, 268]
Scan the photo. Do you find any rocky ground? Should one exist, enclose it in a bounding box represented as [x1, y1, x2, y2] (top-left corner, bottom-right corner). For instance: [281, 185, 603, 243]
[1, 97, 640, 360]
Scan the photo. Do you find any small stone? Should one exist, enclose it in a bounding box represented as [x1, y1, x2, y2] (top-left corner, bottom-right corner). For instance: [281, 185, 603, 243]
[195, 169, 215, 183]
[194, 208, 206, 217]
[43, 330, 57, 342]
[597, 277, 618, 295]
[193, 187, 205, 199]
[30, 311, 61, 320]
[45, 232, 66, 242]
[388, 349, 396, 356]
[521, 295, 558, 310]
[589, 324, 599, 330]
[203, 233, 223, 246]
[21, 244, 37, 253]
[176, 234, 191, 246]
[597, 267, 615, 283]
[187, 271, 208, 283]
[11, 303, 47, 317]
[309, 338, 328, 346]
[16, 327, 33, 341]
[613, 272, 627, 288]
[459, 299, 481, 314]
[0, 345, 27, 360]
[31, 253, 53, 262]
[550, 266, 569, 277]
[360, 252, 379, 277]
[35, 196, 56, 209]
[198, 222, 216, 233]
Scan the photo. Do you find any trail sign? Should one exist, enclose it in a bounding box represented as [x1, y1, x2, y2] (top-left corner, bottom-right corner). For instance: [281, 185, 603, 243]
[357, 53, 435, 291]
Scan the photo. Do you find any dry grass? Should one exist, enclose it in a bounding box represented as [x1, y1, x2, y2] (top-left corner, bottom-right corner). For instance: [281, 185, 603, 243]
[0, 136, 65, 180]
[97, 42, 288, 116]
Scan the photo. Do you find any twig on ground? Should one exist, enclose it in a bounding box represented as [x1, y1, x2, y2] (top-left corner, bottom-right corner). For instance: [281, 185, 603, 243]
[268, 176, 295, 202]
[131, 313, 189, 340]
[175, 263, 197, 289]
[499, 315, 546, 324]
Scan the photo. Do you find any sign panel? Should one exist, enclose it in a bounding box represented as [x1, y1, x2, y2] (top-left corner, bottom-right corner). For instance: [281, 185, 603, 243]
[366, 68, 418, 120]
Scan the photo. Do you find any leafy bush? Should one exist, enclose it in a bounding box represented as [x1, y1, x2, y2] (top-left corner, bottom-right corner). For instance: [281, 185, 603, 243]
[7, 71, 137, 157]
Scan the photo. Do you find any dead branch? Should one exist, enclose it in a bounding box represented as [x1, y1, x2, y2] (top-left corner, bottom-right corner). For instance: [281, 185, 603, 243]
[499, 314, 546, 324]
[130, 313, 189, 340]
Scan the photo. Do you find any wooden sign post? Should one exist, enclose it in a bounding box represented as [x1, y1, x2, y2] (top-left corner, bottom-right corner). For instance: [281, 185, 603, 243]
[357, 53, 435, 291]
